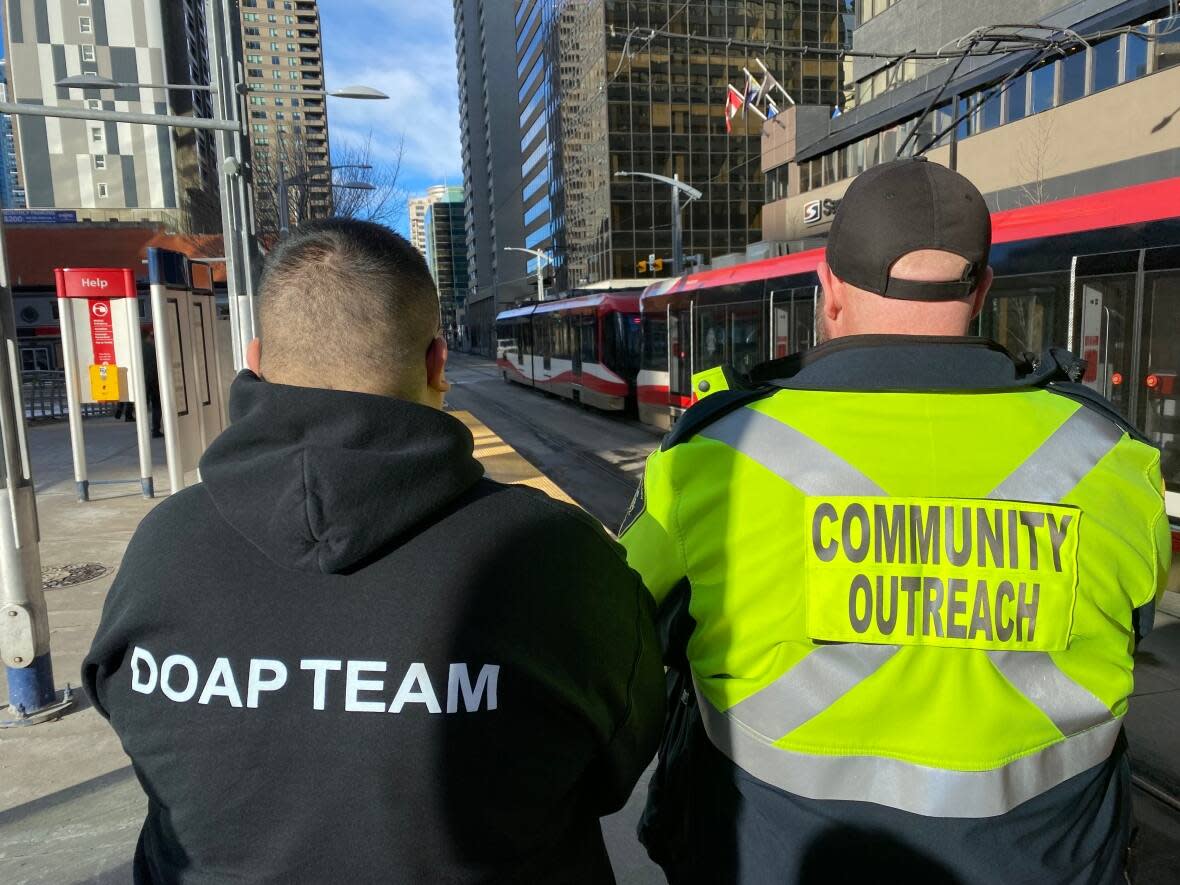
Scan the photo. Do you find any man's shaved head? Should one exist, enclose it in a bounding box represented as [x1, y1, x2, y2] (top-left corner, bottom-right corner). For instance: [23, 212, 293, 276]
[257, 219, 443, 400]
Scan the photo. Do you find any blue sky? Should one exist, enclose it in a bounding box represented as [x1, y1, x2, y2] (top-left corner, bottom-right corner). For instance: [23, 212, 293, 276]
[320, 1, 463, 235]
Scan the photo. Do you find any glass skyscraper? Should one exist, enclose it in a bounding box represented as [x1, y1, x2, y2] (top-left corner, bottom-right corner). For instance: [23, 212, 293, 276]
[514, 1, 848, 290]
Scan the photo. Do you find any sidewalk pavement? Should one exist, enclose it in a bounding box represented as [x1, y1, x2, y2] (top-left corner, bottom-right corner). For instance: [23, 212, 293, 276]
[0, 412, 647, 885]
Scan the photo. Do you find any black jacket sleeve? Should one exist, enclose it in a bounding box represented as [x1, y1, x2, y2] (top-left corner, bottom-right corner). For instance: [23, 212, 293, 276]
[517, 498, 666, 816]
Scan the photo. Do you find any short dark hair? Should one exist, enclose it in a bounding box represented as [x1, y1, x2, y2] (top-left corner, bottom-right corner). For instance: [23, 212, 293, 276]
[258, 219, 440, 390]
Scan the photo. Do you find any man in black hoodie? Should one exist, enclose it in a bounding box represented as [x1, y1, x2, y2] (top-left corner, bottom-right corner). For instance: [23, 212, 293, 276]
[83, 219, 664, 884]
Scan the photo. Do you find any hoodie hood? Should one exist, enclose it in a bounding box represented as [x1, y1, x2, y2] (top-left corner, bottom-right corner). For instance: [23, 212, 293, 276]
[200, 373, 484, 574]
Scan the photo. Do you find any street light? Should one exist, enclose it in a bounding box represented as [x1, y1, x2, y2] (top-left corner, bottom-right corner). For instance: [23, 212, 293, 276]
[614, 171, 702, 275]
[278, 164, 373, 238]
[504, 247, 550, 302]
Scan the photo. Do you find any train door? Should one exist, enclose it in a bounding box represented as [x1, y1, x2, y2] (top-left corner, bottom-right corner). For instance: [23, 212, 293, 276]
[1074, 247, 1180, 516]
[1075, 251, 1140, 424]
[1141, 246, 1180, 518]
[668, 304, 693, 409]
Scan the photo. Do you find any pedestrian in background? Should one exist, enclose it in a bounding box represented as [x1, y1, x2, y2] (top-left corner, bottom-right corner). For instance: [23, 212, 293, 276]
[84, 219, 663, 883]
[622, 159, 1170, 883]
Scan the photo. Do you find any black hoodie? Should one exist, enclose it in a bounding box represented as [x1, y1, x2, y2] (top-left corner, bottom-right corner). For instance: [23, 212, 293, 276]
[83, 373, 664, 884]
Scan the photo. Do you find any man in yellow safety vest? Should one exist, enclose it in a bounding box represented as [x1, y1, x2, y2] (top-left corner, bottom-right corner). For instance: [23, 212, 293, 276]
[622, 158, 1171, 883]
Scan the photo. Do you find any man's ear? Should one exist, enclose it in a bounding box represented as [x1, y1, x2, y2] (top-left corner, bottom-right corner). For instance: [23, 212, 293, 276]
[817, 260, 843, 323]
[246, 338, 263, 377]
[970, 266, 995, 320]
[426, 336, 451, 394]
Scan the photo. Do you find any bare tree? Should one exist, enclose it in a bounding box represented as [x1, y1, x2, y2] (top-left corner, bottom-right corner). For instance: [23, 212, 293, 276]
[330, 133, 407, 228]
[1013, 115, 1057, 208]
[250, 131, 407, 242]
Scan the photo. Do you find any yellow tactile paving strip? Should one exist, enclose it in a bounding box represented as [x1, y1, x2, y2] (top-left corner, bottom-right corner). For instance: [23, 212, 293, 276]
[450, 409, 575, 504]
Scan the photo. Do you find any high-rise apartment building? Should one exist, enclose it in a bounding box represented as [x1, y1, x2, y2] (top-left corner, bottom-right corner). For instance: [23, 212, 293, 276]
[0, 70, 24, 209]
[453, 0, 529, 356]
[237, 0, 331, 233]
[1, 0, 218, 228]
[423, 186, 469, 343]
[408, 184, 451, 256]
[513, 1, 848, 289]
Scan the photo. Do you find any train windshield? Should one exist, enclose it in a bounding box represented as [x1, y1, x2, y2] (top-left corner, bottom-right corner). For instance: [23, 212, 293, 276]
[604, 312, 642, 379]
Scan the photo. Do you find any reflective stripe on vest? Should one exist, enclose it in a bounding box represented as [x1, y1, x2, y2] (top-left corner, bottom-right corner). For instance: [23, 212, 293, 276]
[695, 401, 1126, 817]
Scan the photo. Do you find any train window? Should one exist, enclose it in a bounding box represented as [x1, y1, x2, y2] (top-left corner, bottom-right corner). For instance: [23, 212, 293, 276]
[641, 315, 668, 372]
[669, 309, 692, 399]
[696, 305, 726, 373]
[603, 313, 641, 379]
[21, 347, 51, 372]
[772, 288, 817, 358]
[578, 316, 596, 365]
[728, 301, 765, 376]
[977, 273, 1070, 356]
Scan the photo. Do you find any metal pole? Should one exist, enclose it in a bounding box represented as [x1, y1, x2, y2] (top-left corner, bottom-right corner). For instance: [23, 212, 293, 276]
[536, 254, 544, 302]
[206, 0, 257, 369]
[0, 100, 238, 131]
[56, 301, 88, 502]
[278, 160, 289, 239]
[672, 174, 684, 276]
[123, 287, 154, 499]
[0, 212, 71, 725]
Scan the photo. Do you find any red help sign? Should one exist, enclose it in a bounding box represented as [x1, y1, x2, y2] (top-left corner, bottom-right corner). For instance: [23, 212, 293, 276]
[89, 299, 116, 365]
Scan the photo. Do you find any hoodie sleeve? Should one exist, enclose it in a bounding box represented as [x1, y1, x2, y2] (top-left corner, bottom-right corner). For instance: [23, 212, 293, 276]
[529, 501, 666, 816]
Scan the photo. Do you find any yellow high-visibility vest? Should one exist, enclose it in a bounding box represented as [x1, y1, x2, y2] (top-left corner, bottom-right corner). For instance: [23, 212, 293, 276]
[622, 386, 1170, 818]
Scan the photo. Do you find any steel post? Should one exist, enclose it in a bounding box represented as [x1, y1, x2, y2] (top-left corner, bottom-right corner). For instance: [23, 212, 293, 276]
[672, 174, 684, 276]
[536, 256, 544, 302]
[0, 214, 71, 726]
[56, 300, 89, 502]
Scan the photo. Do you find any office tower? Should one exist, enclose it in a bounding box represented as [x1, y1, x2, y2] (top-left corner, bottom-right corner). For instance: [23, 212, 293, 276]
[454, 0, 530, 355]
[1, 0, 217, 228]
[423, 186, 469, 343]
[237, 0, 331, 232]
[408, 184, 451, 256]
[513, 1, 848, 288]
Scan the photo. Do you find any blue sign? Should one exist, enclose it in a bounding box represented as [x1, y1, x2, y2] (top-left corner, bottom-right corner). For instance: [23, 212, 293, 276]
[3, 209, 79, 224]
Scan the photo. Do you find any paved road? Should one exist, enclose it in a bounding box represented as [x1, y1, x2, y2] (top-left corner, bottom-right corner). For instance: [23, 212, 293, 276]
[447, 351, 1180, 885]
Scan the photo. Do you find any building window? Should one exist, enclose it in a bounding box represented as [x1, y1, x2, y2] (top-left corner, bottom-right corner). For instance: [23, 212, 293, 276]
[1030, 62, 1056, 113]
[97, 183, 108, 199]
[1126, 26, 1150, 80]
[246, 40, 261, 49]
[977, 88, 1002, 132]
[1060, 49, 1087, 103]
[1153, 15, 1180, 72]
[86, 98, 102, 110]
[81, 44, 96, 63]
[1003, 72, 1028, 124]
[251, 110, 267, 119]
[79, 16, 92, 33]
[254, 137, 269, 146]
[1091, 37, 1122, 92]
[249, 95, 265, 105]
[94, 155, 105, 170]
[271, 56, 280, 65]
[248, 68, 263, 78]
[246, 54, 262, 63]
[90, 126, 103, 143]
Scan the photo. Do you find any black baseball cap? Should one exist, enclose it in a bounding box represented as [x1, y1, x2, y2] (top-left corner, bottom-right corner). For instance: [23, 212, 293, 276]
[826, 158, 991, 301]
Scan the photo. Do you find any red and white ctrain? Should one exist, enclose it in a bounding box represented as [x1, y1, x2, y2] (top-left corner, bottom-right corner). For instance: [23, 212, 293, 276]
[635, 177, 1180, 572]
[495, 288, 643, 412]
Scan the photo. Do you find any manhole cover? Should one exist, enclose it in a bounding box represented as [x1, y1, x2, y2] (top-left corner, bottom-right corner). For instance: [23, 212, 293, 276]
[42, 563, 109, 590]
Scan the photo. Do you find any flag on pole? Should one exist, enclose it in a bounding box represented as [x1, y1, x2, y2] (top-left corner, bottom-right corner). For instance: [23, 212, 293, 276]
[766, 99, 780, 120]
[725, 84, 744, 133]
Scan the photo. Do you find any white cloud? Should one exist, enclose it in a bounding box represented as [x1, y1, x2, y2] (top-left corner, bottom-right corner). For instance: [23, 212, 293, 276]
[321, 1, 463, 183]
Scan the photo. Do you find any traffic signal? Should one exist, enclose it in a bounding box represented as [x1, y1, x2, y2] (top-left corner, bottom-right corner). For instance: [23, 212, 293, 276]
[637, 260, 648, 274]
[652, 258, 664, 273]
